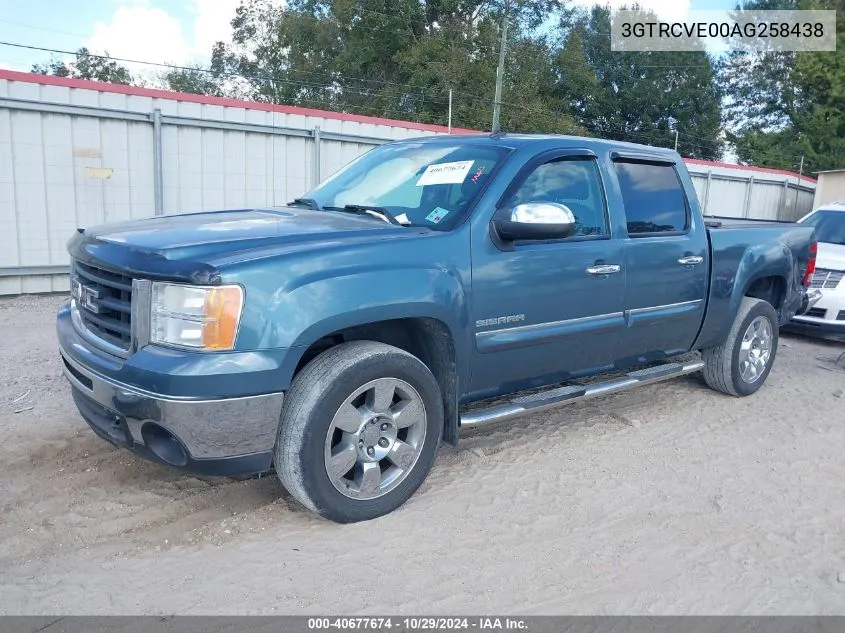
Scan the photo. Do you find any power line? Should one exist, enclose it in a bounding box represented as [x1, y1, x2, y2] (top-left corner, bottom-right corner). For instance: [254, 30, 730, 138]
[0, 39, 721, 150]
[0, 39, 468, 101]
[1, 41, 459, 106]
[0, 12, 438, 94]
[0, 40, 735, 157]
[0, 19, 90, 40]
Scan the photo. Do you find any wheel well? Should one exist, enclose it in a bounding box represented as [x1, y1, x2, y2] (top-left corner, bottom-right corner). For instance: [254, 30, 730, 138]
[293, 318, 460, 446]
[745, 276, 786, 310]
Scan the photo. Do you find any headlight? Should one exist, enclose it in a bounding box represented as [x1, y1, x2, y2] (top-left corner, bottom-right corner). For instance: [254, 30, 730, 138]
[151, 282, 244, 350]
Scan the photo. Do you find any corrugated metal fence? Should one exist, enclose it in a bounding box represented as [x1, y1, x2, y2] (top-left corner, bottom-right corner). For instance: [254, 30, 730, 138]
[0, 70, 817, 296]
[0, 71, 463, 295]
[686, 160, 816, 222]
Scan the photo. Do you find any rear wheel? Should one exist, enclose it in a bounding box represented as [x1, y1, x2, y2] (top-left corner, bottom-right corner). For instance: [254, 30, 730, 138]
[275, 341, 443, 523]
[701, 297, 779, 396]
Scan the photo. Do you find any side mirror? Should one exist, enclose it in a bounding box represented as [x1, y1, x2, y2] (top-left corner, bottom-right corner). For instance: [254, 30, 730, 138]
[493, 202, 576, 241]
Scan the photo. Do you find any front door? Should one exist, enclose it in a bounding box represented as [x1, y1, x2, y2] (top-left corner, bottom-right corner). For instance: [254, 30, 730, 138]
[468, 151, 626, 400]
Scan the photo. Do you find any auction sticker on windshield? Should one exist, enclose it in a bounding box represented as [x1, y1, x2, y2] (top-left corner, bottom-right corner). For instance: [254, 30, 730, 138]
[416, 160, 474, 186]
[425, 207, 451, 224]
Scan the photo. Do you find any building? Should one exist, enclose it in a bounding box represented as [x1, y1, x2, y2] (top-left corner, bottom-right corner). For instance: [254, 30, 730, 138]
[812, 169, 845, 211]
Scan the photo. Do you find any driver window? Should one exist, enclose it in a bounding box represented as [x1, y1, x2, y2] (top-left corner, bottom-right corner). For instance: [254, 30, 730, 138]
[507, 158, 608, 237]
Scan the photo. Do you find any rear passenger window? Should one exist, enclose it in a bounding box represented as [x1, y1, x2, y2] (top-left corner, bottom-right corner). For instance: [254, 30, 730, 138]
[614, 161, 689, 235]
[506, 158, 608, 237]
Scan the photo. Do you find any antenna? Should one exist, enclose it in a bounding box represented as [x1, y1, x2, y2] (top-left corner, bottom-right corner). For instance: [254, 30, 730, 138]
[491, 5, 509, 134]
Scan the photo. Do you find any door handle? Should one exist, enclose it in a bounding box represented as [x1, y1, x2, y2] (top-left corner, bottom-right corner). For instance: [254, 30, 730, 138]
[586, 264, 621, 275]
[678, 256, 704, 265]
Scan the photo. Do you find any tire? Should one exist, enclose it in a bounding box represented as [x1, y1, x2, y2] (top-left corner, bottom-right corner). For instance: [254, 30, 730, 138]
[701, 297, 779, 396]
[275, 340, 443, 523]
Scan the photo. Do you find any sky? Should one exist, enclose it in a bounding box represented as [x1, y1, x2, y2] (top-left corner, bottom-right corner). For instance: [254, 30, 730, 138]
[0, 0, 250, 74]
[0, 0, 737, 78]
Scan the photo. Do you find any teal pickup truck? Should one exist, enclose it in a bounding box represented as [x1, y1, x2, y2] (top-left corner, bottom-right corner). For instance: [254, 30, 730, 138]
[57, 134, 820, 522]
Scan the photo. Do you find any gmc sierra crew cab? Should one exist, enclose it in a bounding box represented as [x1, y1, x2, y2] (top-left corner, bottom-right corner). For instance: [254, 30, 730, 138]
[57, 134, 821, 522]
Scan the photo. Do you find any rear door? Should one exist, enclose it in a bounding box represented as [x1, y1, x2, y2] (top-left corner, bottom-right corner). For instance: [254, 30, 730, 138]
[611, 156, 709, 363]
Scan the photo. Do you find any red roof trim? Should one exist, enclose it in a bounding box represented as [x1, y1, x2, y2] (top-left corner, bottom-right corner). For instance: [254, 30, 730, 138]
[0, 69, 478, 134]
[684, 157, 816, 183]
[0, 71, 820, 182]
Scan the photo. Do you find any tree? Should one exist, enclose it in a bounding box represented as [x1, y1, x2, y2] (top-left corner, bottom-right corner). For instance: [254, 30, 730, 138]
[392, 3, 573, 131]
[554, 26, 600, 122]
[210, 0, 575, 131]
[32, 47, 133, 85]
[162, 67, 222, 96]
[718, 0, 845, 171]
[784, 0, 845, 171]
[553, 6, 723, 159]
[160, 46, 226, 97]
[717, 0, 800, 168]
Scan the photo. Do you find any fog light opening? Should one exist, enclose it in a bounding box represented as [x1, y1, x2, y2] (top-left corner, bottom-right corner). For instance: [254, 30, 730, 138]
[141, 422, 189, 467]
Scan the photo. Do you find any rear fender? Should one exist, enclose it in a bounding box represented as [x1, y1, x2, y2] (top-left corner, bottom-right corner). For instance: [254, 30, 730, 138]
[693, 241, 794, 350]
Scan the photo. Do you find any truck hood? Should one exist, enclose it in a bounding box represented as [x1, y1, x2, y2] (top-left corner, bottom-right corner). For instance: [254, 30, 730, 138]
[817, 241, 845, 271]
[69, 207, 419, 284]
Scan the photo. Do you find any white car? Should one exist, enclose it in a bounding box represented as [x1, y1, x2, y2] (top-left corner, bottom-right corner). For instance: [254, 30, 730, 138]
[787, 202, 845, 340]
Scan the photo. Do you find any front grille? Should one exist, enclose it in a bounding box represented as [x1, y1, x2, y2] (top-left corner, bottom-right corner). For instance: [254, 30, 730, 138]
[810, 268, 845, 289]
[805, 307, 827, 319]
[72, 260, 133, 350]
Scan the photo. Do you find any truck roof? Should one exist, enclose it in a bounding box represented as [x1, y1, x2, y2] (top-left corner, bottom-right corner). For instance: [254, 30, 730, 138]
[408, 132, 681, 160]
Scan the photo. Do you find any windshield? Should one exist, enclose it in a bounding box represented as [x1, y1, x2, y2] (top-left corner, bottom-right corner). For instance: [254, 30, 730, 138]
[801, 210, 845, 245]
[299, 142, 510, 230]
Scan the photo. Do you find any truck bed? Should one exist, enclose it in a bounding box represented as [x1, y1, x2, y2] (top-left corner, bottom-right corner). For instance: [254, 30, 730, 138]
[703, 215, 799, 229]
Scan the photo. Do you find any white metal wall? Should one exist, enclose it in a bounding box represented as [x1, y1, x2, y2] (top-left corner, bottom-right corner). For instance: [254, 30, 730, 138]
[0, 74, 445, 295]
[687, 163, 815, 222]
[0, 73, 819, 295]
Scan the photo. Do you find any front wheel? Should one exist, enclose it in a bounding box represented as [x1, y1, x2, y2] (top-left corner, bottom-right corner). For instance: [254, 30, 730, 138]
[701, 296, 779, 396]
[275, 341, 443, 523]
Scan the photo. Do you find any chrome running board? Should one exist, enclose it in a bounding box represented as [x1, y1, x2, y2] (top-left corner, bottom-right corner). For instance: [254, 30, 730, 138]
[459, 359, 705, 429]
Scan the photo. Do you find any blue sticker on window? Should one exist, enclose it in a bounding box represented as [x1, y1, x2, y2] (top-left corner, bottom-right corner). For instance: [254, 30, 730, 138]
[425, 206, 451, 224]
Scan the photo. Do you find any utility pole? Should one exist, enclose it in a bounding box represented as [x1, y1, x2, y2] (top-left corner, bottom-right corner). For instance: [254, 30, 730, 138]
[793, 155, 804, 213]
[448, 89, 453, 134]
[674, 129, 679, 151]
[491, 4, 509, 134]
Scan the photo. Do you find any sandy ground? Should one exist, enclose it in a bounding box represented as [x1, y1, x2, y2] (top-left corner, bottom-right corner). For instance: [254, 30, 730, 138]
[1, 294, 844, 615]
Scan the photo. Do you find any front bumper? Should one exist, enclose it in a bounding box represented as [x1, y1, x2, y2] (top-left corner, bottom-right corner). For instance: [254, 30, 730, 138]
[58, 305, 285, 476]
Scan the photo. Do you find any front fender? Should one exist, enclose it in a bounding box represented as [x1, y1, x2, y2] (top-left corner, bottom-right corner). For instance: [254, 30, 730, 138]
[232, 263, 470, 388]
[299, 270, 466, 350]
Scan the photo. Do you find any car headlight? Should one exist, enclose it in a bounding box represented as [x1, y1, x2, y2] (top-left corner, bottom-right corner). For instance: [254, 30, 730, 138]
[151, 282, 244, 350]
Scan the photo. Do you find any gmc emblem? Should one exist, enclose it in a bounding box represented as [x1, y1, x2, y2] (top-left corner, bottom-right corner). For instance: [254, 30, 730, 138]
[72, 279, 100, 313]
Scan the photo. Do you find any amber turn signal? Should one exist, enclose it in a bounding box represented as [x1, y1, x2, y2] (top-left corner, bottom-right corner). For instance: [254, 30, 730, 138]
[202, 286, 244, 350]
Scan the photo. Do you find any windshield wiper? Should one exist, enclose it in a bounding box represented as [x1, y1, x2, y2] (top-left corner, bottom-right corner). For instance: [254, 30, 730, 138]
[288, 197, 322, 211]
[324, 204, 405, 226]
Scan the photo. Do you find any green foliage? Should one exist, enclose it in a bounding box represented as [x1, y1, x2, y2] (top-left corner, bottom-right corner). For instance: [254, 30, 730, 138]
[789, 0, 845, 171]
[206, 0, 726, 149]
[719, 0, 845, 171]
[46, 0, 845, 167]
[32, 47, 133, 85]
[161, 56, 224, 97]
[553, 6, 723, 159]
[211, 0, 573, 131]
